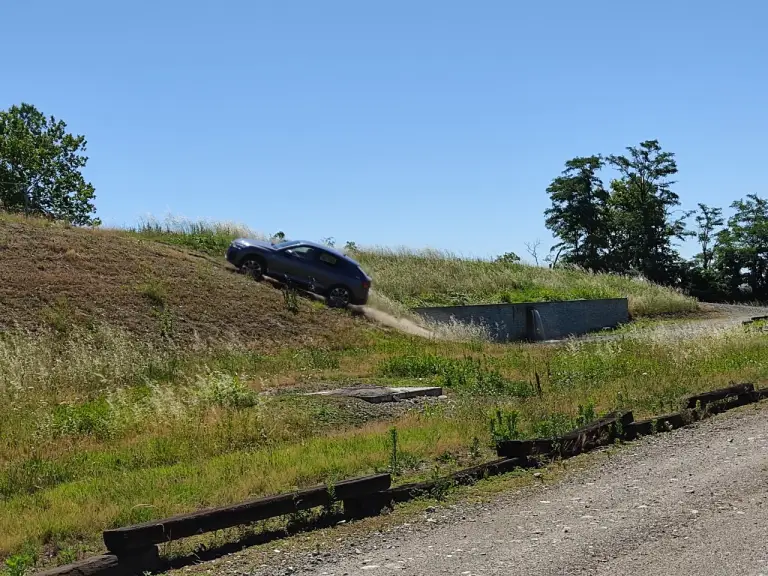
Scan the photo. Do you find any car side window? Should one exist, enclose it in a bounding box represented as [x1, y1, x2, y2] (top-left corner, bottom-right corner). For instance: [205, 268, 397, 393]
[317, 251, 338, 267]
[289, 246, 316, 260]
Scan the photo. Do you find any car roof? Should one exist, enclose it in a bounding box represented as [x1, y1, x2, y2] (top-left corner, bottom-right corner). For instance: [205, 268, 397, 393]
[289, 240, 362, 266]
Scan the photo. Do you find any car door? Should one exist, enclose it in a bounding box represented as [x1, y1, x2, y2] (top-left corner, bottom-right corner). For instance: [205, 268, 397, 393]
[273, 244, 319, 287]
[310, 249, 343, 292]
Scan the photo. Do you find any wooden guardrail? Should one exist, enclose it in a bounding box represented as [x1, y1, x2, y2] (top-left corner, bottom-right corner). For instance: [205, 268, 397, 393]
[103, 474, 391, 554]
[496, 411, 633, 459]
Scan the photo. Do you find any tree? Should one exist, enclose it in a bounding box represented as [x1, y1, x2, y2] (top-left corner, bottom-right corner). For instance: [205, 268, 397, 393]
[525, 239, 542, 266]
[693, 203, 724, 270]
[544, 155, 610, 271]
[714, 195, 768, 299]
[0, 103, 99, 225]
[606, 140, 691, 282]
[495, 251, 521, 263]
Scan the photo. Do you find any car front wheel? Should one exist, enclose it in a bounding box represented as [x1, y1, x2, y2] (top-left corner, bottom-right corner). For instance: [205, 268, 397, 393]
[327, 286, 352, 308]
[241, 257, 265, 280]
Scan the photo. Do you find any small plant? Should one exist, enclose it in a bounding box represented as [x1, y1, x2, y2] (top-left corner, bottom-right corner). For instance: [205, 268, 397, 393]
[40, 297, 75, 334]
[51, 398, 114, 440]
[389, 427, 399, 476]
[152, 306, 176, 339]
[55, 547, 78, 566]
[576, 402, 597, 427]
[138, 278, 168, 307]
[283, 286, 299, 313]
[490, 408, 521, 443]
[195, 373, 258, 409]
[324, 479, 338, 515]
[429, 465, 453, 501]
[4, 544, 38, 576]
[469, 436, 482, 459]
[532, 412, 575, 439]
[614, 417, 625, 441]
[436, 450, 456, 464]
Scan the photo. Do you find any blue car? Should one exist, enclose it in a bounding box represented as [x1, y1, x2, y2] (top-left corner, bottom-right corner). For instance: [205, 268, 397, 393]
[226, 238, 371, 308]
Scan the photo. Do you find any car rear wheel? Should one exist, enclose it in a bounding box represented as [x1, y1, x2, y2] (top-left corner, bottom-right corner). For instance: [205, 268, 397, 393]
[327, 286, 352, 308]
[241, 257, 265, 280]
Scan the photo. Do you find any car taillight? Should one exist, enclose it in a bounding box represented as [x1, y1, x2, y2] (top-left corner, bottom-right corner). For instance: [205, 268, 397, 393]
[362, 280, 370, 289]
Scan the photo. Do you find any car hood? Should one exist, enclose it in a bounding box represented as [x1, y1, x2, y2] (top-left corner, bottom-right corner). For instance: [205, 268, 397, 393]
[232, 238, 274, 249]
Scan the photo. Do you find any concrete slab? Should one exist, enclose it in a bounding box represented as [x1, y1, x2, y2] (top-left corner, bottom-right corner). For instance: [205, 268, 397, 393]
[307, 386, 443, 404]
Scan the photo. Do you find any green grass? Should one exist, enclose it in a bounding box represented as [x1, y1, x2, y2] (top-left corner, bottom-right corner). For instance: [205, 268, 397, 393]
[0, 215, 732, 571]
[127, 216, 699, 318]
[2, 316, 768, 566]
[353, 247, 699, 317]
[129, 216, 264, 255]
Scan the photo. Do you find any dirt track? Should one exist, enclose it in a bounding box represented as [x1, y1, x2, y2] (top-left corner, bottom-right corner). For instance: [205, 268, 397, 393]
[263, 403, 768, 576]
[573, 303, 768, 345]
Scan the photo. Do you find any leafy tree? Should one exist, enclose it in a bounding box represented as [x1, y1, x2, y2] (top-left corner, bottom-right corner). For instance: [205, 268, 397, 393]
[544, 156, 610, 270]
[0, 103, 99, 225]
[606, 140, 691, 282]
[714, 195, 768, 299]
[693, 203, 724, 270]
[495, 251, 521, 263]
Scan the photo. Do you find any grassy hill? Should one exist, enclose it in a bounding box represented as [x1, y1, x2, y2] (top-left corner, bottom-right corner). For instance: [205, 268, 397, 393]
[133, 217, 699, 318]
[0, 215, 362, 349]
[354, 248, 698, 317]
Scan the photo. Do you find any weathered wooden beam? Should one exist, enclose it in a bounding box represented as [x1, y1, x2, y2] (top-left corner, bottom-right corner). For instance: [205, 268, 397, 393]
[344, 457, 531, 518]
[496, 411, 633, 459]
[34, 556, 121, 576]
[556, 411, 634, 457]
[625, 412, 688, 439]
[103, 474, 390, 553]
[685, 383, 754, 409]
[34, 549, 160, 576]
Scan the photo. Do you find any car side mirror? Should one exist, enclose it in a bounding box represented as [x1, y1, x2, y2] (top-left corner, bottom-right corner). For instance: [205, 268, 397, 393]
[284, 249, 294, 257]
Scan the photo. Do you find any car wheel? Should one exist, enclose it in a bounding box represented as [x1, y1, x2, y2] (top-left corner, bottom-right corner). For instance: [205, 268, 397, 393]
[327, 286, 352, 308]
[241, 257, 265, 280]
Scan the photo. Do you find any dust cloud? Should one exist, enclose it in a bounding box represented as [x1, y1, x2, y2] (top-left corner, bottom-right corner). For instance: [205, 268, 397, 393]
[352, 305, 436, 339]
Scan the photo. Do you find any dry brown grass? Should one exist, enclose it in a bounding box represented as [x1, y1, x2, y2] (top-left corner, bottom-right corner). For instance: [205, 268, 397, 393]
[0, 215, 364, 350]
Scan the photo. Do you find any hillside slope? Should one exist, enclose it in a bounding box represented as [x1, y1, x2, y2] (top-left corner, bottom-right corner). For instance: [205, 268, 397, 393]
[0, 217, 363, 349]
[355, 248, 699, 317]
[131, 219, 699, 318]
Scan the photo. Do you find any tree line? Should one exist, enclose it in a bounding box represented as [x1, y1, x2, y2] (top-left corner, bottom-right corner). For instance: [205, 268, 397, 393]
[543, 139, 768, 302]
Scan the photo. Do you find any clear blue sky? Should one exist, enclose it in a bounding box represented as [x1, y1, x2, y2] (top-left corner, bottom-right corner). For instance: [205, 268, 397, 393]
[3, 0, 766, 260]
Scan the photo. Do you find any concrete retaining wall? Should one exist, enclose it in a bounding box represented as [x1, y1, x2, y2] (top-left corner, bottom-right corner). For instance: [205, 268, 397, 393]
[412, 298, 629, 342]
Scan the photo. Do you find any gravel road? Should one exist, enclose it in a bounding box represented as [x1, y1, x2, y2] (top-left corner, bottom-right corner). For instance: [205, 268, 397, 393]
[260, 404, 768, 576]
[571, 303, 768, 345]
